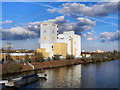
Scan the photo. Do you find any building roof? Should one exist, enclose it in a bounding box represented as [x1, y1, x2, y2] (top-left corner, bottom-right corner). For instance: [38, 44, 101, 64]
[1, 53, 34, 56]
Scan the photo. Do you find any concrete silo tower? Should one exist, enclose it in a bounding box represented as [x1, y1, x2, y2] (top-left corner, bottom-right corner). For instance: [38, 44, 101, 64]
[40, 22, 58, 58]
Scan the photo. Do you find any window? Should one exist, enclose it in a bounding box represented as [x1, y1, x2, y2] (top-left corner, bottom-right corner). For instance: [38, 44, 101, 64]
[52, 24, 55, 26]
[52, 30, 54, 33]
[60, 38, 64, 39]
[44, 30, 46, 33]
[43, 24, 47, 26]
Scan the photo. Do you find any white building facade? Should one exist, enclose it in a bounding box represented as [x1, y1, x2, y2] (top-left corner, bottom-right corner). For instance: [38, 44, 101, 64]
[40, 22, 58, 58]
[57, 31, 81, 58]
[40, 22, 81, 58]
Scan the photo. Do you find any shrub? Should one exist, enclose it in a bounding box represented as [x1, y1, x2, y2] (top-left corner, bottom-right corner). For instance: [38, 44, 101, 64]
[84, 58, 91, 62]
[53, 55, 60, 60]
[47, 57, 51, 61]
[66, 54, 75, 59]
[25, 54, 29, 62]
[6, 54, 13, 63]
[34, 53, 44, 62]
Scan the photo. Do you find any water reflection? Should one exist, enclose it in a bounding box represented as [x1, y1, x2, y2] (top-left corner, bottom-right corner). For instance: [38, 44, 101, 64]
[81, 60, 118, 88]
[42, 65, 81, 88]
[14, 60, 118, 88]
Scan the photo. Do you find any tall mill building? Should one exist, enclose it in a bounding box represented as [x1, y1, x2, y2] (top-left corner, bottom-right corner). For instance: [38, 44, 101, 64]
[37, 22, 81, 58]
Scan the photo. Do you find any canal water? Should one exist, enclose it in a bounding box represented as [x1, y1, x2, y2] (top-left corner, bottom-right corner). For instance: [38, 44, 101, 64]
[3, 60, 119, 89]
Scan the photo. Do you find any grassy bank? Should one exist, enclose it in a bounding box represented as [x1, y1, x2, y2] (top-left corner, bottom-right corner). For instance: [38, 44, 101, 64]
[2, 59, 83, 75]
[81, 57, 118, 64]
[82, 50, 119, 64]
[2, 50, 119, 75]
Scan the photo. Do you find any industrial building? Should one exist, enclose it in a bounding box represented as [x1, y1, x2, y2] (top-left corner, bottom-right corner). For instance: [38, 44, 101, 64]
[39, 22, 58, 58]
[0, 53, 34, 61]
[53, 43, 67, 58]
[57, 31, 81, 57]
[37, 22, 81, 58]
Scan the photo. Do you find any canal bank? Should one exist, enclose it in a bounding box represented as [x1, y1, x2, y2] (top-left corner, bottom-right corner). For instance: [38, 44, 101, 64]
[1, 60, 118, 89]
[19, 60, 118, 88]
[2, 59, 83, 75]
[2, 59, 119, 75]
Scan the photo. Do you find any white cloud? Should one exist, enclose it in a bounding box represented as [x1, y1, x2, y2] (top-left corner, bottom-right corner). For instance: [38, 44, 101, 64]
[47, 8, 57, 13]
[89, 17, 118, 27]
[47, 2, 118, 17]
[1, 16, 96, 40]
[82, 31, 96, 40]
[0, 20, 13, 24]
[27, 16, 95, 34]
[71, 18, 96, 33]
[1, 27, 37, 40]
[100, 30, 120, 43]
[103, 0, 119, 2]
[26, 16, 71, 34]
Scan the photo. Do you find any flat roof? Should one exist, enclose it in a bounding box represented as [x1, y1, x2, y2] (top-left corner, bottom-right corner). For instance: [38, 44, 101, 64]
[1, 53, 34, 56]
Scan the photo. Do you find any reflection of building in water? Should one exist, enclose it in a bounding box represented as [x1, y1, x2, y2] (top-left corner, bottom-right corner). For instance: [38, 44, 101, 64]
[41, 65, 81, 88]
[67, 65, 81, 87]
[37, 22, 81, 58]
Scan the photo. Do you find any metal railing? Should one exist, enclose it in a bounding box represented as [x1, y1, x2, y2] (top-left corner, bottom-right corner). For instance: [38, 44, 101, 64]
[27, 62, 34, 69]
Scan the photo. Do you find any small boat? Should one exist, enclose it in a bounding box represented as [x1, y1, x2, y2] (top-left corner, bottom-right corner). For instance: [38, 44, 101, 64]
[5, 81, 15, 87]
[12, 77, 22, 81]
[37, 73, 47, 80]
[5, 74, 39, 87]
[0, 80, 8, 84]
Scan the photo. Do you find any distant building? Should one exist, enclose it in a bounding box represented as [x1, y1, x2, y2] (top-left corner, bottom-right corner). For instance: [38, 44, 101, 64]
[1, 49, 28, 53]
[0, 53, 34, 61]
[96, 50, 104, 53]
[36, 48, 49, 58]
[82, 50, 85, 52]
[81, 54, 91, 57]
[15, 49, 28, 53]
[38, 22, 81, 58]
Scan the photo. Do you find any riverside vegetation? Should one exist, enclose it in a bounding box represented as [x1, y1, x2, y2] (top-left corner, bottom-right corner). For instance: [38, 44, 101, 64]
[81, 50, 119, 63]
[1, 50, 119, 75]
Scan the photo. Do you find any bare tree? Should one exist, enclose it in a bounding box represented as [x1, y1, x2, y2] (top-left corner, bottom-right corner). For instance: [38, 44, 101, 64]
[5, 42, 13, 63]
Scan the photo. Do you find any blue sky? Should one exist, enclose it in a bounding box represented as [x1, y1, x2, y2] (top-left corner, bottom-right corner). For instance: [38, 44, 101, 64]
[1, 2, 119, 51]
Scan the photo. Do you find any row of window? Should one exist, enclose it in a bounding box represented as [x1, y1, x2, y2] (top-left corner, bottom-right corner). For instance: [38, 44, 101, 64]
[58, 38, 71, 40]
[42, 24, 58, 28]
[43, 30, 59, 33]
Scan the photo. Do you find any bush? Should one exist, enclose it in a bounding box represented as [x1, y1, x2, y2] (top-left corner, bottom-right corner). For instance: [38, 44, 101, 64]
[34, 53, 44, 62]
[6, 54, 13, 63]
[47, 57, 51, 61]
[25, 54, 29, 62]
[53, 55, 60, 60]
[66, 54, 75, 59]
[83, 58, 91, 63]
